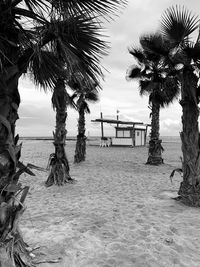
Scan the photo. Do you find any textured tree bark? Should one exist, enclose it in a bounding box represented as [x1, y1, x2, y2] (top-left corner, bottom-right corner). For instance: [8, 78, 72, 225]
[46, 79, 73, 187]
[74, 108, 86, 163]
[146, 101, 164, 165]
[0, 68, 33, 266]
[178, 68, 200, 206]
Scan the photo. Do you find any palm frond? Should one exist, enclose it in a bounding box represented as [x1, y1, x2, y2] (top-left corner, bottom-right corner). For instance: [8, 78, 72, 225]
[139, 80, 157, 96]
[128, 47, 145, 64]
[67, 69, 101, 92]
[0, 40, 11, 71]
[140, 33, 171, 57]
[149, 76, 180, 107]
[161, 76, 180, 105]
[196, 85, 200, 103]
[68, 92, 78, 109]
[67, 78, 80, 91]
[38, 14, 108, 85]
[51, 0, 127, 20]
[144, 49, 163, 63]
[28, 50, 64, 90]
[160, 5, 199, 45]
[0, 1, 46, 74]
[126, 65, 142, 80]
[85, 91, 99, 102]
[84, 102, 91, 114]
[22, 0, 49, 14]
[14, 6, 46, 23]
[67, 95, 77, 110]
[184, 42, 200, 62]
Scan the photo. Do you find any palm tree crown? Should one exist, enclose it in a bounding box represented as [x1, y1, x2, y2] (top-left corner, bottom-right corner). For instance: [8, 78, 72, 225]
[72, 82, 99, 113]
[1, 0, 127, 89]
[127, 34, 180, 107]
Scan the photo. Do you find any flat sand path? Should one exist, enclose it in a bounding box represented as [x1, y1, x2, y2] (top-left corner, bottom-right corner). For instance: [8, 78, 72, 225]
[19, 140, 200, 266]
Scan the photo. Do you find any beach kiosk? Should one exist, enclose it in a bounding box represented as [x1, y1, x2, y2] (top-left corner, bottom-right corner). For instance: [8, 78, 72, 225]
[92, 114, 150, 147]
[114, 124, 147, 146]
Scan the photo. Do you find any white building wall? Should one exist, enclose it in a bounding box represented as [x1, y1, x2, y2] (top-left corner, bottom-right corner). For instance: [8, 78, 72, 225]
[112, 138, 133, 146]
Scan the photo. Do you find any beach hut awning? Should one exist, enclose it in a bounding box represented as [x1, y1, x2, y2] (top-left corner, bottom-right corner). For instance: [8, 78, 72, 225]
[91, 118, 144, 125]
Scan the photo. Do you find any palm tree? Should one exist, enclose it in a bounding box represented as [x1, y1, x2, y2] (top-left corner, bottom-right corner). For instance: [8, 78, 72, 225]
[43, 12, 117, 186]
[45, 79, 76, 187]
[127, 35, 179, 165]
[71, 79, 99, 163]
[0, 0, 127, 265]
[43, 13, 106, 187]
[158, 6, 200, 206]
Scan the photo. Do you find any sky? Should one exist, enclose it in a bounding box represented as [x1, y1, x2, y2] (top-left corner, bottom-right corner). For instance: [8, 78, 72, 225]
[17, 0, 200, 137]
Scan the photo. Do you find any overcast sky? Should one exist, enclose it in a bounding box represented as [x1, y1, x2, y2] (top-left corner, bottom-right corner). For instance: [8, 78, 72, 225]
[17, 0, 200, 137]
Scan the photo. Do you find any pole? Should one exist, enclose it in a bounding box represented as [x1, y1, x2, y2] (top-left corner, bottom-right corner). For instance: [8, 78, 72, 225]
[100, 112, 104, 138]
[132, 123, 135, 146]
[117, 110, 119, 128]
[145, 125, 148, 145]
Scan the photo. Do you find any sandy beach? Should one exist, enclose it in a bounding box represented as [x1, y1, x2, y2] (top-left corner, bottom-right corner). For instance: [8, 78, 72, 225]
[18, 138, 200, 267]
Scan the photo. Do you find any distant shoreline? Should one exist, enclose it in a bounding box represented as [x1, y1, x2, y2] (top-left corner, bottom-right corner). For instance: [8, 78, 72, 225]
[19, 136, 181, 143]
[19, 136, 76, 141]
[19, 136, 100, 141]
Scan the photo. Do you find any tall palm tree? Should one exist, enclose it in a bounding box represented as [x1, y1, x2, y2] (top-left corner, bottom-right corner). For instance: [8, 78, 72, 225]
[127, 35, 179, 165]
[0, 0, 127, 265]
[43, 11, 120, 186]
[157, 6, 200, 206]
[72, 80, 99, 163]
[43, 13, 107, 187]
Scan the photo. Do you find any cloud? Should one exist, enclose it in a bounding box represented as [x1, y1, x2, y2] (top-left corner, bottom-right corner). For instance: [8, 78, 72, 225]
[160, 119, 181, 136]
[159, 102, 182, 136]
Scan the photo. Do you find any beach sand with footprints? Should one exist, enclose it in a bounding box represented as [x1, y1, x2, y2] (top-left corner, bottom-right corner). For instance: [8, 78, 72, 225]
[18, 138, 200, 267]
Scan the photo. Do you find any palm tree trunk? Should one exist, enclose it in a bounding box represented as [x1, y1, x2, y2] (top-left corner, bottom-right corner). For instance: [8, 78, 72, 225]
[146, 101, 164, 165]
[178, 68, 200, 206]
[0, 68, 33, 266]
[74, 108, 86, 163]
[46, 79, 73, 187]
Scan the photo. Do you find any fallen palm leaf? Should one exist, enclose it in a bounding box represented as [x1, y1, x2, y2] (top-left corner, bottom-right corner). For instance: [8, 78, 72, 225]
[27, 163, 47, 172]
[34, 259, 62, 264]
[19, 186, 30, 205]
[17, 161, 35, 176]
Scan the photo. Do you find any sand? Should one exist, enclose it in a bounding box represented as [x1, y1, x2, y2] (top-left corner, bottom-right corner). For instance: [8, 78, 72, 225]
[18, 139, 200, 267]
